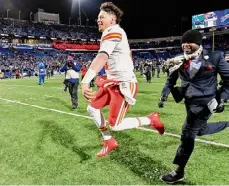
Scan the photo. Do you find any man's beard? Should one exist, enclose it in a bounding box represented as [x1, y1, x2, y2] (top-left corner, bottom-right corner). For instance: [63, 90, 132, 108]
[184, 45, 203, 60]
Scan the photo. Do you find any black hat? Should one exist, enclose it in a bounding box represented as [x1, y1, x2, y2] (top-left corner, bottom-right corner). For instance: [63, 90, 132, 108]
[181, 29, 202, 45]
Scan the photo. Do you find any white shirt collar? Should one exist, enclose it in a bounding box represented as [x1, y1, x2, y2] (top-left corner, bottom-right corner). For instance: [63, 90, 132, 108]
[103, 24, 119, 33]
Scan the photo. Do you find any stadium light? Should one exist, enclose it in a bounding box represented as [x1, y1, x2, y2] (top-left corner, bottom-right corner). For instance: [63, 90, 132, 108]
[6, 9, 10, 19]
[77, 0, 81, 26]
[30, 12, 33, 22]
[19, 10, 21, 20]
[72, 0, 82, 26]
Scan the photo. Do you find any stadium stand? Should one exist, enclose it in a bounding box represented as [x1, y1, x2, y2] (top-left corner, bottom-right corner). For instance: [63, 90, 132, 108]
[0, 18, 229, 78]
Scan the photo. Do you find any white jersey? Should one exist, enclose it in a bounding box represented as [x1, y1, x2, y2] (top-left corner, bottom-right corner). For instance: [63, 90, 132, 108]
[99, 24, 137, 82]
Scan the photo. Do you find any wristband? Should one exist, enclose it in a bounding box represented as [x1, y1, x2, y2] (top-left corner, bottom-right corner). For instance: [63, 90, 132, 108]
[81, 69, 96, 84]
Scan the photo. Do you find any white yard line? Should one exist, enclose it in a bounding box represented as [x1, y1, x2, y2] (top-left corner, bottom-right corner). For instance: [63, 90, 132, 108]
[0, 97, 91, 119]
[29, 98, 37, 100]
[138, 127, 229, 148]
[0, 84, 62, 89]
[0, 97, 228, 148]
[44, 95, 55, 98]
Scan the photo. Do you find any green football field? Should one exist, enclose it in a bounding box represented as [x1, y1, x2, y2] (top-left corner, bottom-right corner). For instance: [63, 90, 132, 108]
[0, 74, 228, 185]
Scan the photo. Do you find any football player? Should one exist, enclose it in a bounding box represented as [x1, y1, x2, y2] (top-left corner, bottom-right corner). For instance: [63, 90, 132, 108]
[81, 2, 165, 157]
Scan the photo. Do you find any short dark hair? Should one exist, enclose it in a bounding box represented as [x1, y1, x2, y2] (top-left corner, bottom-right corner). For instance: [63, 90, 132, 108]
[100, 2, 124, 24]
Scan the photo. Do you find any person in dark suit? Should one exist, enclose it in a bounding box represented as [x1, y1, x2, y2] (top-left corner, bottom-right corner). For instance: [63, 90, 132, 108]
[159, 29, 229, 184]
[158, 81, 171, 108]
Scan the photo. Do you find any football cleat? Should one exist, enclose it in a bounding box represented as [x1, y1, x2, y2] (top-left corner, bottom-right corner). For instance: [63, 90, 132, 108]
[97, 137, 119, 157]
[160, 170, 184, 184]
[147, 112, 165, 134]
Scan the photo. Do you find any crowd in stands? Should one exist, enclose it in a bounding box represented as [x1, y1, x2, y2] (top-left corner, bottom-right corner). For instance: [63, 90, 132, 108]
[0, 18, 229, 79]
[0, 46, 97, 78]
[0, 18, 100, 40]
[130, 40, 181, 49]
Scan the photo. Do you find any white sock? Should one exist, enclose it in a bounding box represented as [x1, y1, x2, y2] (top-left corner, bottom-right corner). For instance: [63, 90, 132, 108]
[110, 117, 150, 131]
[87, 105, 112, 140]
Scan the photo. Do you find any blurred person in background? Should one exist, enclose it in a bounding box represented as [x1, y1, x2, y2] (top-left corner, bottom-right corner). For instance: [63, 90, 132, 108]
[37, 60, 46, 85]
[95, 66, 107, 88]
[60, 56, 81, 110]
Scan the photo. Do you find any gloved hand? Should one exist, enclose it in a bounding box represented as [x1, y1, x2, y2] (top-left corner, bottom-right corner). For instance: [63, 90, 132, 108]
[158, 94, 168, 108]
[215, 99, 225, 113]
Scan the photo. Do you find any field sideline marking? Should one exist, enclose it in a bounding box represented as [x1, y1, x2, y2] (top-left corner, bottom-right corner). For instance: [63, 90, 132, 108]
[0, 97, 229, 148]
[0, 84, 62, 89]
